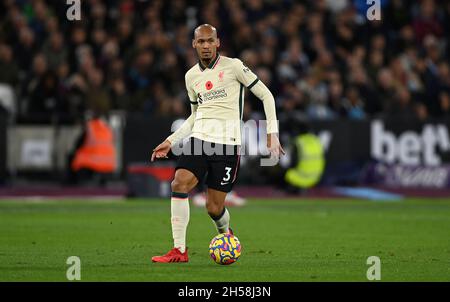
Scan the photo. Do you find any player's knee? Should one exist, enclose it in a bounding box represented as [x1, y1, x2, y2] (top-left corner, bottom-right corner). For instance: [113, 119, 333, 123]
[171, 179, 190, 193]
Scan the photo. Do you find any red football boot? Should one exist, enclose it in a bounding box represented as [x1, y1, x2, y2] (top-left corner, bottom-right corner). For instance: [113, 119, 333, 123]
[152, 247, 189, 263]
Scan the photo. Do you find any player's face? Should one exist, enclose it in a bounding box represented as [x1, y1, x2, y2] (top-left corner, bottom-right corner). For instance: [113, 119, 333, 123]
[193, 30, 220, 61]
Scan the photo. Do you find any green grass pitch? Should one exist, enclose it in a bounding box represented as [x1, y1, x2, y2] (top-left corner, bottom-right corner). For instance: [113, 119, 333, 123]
[0, 198, 449, 281]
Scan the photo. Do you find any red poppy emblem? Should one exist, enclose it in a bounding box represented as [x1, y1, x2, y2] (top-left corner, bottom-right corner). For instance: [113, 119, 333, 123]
[205, 81, 213, 90]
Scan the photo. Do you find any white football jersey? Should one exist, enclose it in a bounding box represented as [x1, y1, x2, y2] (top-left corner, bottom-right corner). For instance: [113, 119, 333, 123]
[168, 53, 278, 146]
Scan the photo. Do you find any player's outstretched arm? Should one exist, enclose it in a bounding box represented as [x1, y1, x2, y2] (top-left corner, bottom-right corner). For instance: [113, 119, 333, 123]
[233, 59, 284, 159]
[150, 103, 197, 162]
[167, 102, 197, 140]
[248, 79, 285, 157]
[250, 80, 285, 158]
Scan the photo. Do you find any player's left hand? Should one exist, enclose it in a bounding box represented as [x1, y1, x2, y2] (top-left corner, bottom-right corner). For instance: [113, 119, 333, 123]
[267, 133, 285, 158]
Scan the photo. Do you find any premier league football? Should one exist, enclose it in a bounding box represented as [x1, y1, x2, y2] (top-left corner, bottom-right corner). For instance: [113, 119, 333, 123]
[0, 0, 449, 298]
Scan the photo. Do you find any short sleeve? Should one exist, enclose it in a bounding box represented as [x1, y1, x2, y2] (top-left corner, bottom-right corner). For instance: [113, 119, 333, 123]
[233, 59, 259, 89]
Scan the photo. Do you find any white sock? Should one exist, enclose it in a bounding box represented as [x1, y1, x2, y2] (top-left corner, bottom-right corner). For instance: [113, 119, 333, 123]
[210, 208, 230, 234]
[171, 192, 190, 253]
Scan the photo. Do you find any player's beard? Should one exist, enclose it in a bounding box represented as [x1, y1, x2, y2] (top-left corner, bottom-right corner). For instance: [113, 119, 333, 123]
[200, 51, 214, 66]
[202, 59, 211, 66]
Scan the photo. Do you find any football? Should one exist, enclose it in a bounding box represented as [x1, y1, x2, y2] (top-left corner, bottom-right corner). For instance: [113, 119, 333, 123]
[209, 233, 242, 265]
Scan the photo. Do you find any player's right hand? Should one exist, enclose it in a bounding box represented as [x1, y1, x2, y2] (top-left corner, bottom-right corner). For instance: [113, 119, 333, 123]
[151, 140, 172, 162]
[267, 133, 285, 159]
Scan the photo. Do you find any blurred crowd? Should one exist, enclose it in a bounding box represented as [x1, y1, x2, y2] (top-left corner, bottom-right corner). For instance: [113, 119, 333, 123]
[0, 0, 449, 124]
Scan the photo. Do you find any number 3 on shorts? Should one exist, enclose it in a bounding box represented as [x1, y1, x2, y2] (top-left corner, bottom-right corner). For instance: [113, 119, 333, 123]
[223, 167, 232, 182]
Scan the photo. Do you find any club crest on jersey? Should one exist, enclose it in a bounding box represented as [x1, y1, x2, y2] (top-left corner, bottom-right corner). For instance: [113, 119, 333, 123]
[205, 81, 213, 90]
[218, 71, 224, 82]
